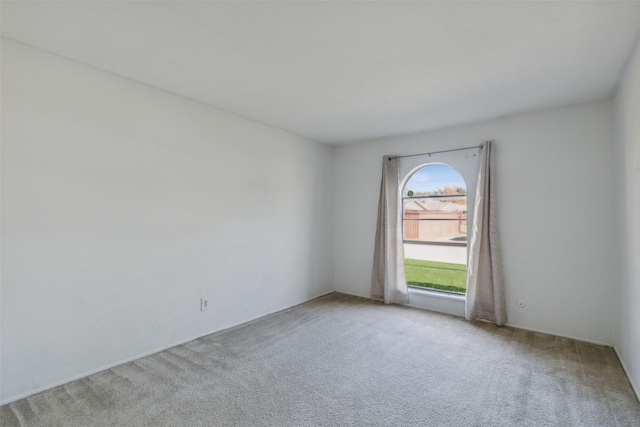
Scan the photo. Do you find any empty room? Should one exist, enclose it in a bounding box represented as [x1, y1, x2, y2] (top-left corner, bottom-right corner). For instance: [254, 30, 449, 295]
[2, 1, 640, 426]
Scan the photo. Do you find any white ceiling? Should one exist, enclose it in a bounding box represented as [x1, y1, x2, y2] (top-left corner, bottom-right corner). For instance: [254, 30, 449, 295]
[2, 1, 640, 144]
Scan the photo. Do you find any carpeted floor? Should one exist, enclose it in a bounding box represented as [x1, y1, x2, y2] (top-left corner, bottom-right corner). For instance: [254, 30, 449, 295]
[2, 292, 639, 426]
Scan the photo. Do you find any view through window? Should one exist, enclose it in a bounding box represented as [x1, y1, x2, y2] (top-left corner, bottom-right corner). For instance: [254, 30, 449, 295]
[402, 164, 467, 294]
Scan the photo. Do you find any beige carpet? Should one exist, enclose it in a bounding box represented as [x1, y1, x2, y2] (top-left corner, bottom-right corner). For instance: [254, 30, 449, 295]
[2, 292, 639, 426]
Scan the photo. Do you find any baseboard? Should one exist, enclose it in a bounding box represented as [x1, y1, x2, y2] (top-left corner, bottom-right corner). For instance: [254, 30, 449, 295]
[504, 323, 611, 347]
[336, 291, 612, 347]
[613, 346, 640, 402]
[0, 289, 335, 406]
[11, 289, 615, 407]
[333, 289, 369, 299]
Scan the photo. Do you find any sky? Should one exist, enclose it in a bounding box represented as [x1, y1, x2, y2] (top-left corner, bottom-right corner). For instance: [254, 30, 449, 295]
[404, 164, 466, 194]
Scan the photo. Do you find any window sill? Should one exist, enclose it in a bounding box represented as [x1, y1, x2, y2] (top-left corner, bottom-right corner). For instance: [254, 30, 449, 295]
[408, 286, 466, 302]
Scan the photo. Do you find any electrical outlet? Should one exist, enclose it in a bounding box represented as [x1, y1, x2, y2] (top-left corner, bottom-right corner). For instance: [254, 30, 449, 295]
[201, 298, 210, 311]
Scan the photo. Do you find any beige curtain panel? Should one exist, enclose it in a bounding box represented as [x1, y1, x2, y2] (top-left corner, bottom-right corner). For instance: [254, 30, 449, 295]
[371, 156, 410, 305]
[465, 141, 507, 325]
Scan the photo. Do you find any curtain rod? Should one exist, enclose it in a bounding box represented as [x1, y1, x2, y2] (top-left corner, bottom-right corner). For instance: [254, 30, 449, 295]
[393, 144, 482, 160]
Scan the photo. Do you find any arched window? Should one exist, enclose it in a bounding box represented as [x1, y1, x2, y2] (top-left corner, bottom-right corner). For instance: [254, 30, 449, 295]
[402, 163, 467, 294]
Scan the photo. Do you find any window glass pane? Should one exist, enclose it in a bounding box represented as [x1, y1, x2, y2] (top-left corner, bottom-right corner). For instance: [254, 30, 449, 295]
[402, 163, 468, 294]
[403, 219, 467, 243]
[402, 197, 467, 218]
[404, 164, 467, 197]
[403, 257, 467, 293]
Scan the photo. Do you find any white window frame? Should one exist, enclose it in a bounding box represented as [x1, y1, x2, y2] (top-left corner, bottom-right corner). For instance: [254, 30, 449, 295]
[398, 150, 480, 297]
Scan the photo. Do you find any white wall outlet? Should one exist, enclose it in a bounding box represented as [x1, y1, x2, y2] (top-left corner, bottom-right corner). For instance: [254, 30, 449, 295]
[517, 300, 526, 308]
[200, 298, 210, 311]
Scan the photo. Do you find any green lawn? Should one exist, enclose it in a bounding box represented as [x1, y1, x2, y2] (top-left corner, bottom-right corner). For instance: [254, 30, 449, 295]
[404, 258, 467, 294]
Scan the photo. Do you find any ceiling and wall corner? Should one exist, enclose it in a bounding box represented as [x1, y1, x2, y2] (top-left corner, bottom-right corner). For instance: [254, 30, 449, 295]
[2, 1, 640, 144]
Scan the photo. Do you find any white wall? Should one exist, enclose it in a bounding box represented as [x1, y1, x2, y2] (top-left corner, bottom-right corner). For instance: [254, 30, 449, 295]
[335, 100, 618, 345]
[614, 39, 640, 397]
[0, 39, 334, 403]
[1, 34, 632, 405]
